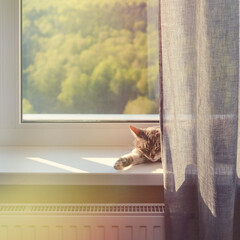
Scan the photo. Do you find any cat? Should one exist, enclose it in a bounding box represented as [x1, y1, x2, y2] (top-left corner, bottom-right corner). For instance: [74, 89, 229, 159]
[114, 125, 161, 170]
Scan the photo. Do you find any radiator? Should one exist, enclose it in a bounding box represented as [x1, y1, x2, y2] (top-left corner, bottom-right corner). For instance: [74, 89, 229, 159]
[0, 203, 165, 240]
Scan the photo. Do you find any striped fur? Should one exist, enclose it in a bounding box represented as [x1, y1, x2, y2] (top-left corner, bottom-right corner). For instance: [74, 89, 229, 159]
[114, 126, 161, 170]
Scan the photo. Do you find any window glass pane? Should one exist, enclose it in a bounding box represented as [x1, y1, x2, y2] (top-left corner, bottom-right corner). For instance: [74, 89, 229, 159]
[22, 0, 159, 121]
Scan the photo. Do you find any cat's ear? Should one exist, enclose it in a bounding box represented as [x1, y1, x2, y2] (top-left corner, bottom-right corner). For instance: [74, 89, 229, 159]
[129, 125, 145, 138]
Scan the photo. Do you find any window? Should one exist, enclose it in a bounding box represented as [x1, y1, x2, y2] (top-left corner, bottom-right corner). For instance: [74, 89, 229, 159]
[0, 0, 159, 146]
[21, 0, 159, 122]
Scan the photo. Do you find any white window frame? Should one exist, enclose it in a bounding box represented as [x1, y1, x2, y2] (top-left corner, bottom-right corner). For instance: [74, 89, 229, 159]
[0, 0, 159, 147]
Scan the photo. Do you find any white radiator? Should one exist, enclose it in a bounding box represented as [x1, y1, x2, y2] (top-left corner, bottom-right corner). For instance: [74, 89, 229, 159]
[0, 203, 165, 240]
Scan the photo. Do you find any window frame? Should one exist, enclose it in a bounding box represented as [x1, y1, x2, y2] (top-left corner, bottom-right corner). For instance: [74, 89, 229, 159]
[0, 0, 159, 147]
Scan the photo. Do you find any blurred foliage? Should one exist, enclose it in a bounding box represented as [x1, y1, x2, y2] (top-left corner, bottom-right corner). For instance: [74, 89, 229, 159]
[22, 98, 35, 114]
[124, 96, 157, 114]
[22, 0, 159, 114]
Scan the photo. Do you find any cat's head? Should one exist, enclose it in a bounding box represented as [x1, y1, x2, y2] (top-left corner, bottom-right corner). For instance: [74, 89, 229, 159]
[130, 125, 161, 162]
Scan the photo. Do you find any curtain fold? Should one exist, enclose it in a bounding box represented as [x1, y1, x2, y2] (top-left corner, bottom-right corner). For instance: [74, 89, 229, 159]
[160, 0, 239, 239]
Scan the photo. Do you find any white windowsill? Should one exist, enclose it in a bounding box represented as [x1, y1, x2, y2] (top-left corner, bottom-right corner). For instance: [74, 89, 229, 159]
[22, 114, 159, 123]
[0, 147, 163, 186]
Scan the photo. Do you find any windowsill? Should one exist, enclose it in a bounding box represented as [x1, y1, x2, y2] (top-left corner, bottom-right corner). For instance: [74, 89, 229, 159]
[22, 114, 159, 123]
[0, 146, 163, 186]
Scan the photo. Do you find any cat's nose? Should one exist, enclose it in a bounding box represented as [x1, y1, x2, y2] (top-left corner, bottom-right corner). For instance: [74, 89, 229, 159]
[150, 153, 155, 158]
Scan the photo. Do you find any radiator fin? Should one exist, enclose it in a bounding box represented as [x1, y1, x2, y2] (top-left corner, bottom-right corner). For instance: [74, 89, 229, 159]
[0, 226, 8, 240]
[56, 226, 63, 240]
[83, 226, 91, 240]
[111, 226, 119, 240]
[68, 226, 77, 240]
[26, 226, 36, 240]
[40, 226, 49, 240]
[0, 204, 164, 215]
[139, 226, 147, 240]
[125, 226, 133, 240]
[154, 226, 161, 239]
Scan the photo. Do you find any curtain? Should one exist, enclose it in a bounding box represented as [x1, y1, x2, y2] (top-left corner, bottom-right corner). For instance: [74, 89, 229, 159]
[160, 0, 240, 239]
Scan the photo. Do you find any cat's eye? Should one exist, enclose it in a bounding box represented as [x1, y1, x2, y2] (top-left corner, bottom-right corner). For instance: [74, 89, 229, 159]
[142, 149, 150, 155]
[21, 0, 160, 123]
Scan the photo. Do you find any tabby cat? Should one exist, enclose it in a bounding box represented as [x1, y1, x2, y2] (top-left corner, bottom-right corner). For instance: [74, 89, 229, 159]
[114, 125, 161, 170]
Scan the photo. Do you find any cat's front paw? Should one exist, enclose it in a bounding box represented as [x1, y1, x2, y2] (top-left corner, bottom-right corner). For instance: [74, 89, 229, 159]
[114, 158, 130, 170]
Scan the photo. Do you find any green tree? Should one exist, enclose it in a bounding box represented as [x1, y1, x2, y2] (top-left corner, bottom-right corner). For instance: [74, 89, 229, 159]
[124, 96, 158, 114]
[22, 0, 159, 115]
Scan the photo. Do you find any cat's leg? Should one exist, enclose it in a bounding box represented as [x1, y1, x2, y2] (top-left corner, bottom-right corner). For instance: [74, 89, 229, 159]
[114, 149, 147, 170]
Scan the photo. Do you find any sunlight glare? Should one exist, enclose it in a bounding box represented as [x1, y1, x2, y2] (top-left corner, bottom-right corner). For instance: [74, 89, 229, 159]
[27, 157, 87, 173]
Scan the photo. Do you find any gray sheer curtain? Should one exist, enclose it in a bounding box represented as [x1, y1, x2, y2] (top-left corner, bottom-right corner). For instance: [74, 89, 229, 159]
[160, 0, 240, 239]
